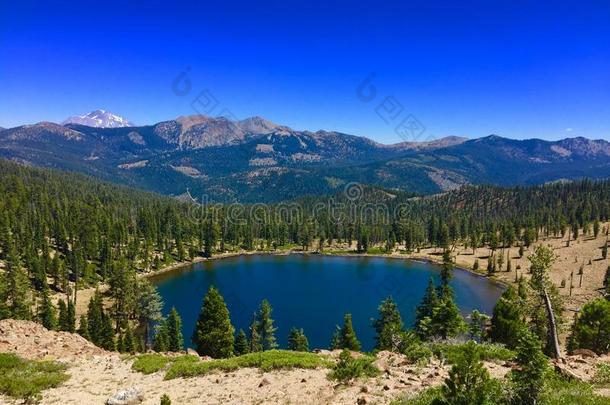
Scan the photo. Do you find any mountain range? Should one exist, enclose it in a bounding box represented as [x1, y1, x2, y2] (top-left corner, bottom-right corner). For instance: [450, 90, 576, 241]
[1, 110, 609, 202]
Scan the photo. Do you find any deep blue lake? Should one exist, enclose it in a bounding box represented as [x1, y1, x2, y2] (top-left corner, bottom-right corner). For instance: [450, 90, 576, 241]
[150, 254, 504, 351]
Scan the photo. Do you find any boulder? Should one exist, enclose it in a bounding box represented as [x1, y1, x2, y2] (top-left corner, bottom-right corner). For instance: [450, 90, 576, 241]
[106, 387, 143, 405]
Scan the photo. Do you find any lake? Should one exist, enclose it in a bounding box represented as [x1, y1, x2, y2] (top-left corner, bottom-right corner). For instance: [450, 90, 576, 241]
[150, 254, 504, 351]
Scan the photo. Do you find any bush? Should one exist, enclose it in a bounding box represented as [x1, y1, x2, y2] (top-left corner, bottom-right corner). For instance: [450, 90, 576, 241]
[0, 353, 69, 401]
[434, 341, 493, 405]
[132, 354, 198, 374]
[430, 342, 515, 364]
[567, 298, 610, 354]
[327, 349, 380, 383]
[160, 393, 171, 405]
[165, 350, 331, 380]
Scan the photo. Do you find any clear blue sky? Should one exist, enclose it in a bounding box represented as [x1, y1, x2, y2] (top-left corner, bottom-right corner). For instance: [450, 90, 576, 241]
[1, 0, 609, 142]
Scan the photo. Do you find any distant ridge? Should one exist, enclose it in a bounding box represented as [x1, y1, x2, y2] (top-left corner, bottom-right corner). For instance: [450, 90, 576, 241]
[0, 112, 609, 202]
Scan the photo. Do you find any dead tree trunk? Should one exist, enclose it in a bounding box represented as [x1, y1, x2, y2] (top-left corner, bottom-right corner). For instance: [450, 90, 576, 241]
[543, 289, 561, 359]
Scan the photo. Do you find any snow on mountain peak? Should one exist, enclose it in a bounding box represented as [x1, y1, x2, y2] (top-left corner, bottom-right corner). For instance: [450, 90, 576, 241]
[63, 110, 134, 128]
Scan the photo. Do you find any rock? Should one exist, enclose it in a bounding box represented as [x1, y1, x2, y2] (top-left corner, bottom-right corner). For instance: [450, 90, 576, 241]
[186, 348, 199, 356]
[106, 387, 143, 405]
[360, 386, 368, 393]
[554, 363, 582, 381]
[357, 398, 367, 405]
[383, 385, 390, 391]
[258, 378, 271, 388]
[572, 348, 598, 358]
[301, 378, 307, 383]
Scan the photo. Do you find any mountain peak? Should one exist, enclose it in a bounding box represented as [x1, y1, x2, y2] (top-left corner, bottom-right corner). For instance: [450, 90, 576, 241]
[63, 110, 134, 128]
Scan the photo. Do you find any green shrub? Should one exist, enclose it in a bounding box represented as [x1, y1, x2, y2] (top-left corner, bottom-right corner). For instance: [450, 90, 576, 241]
[327, 349, 380, 383]
[132, 354, 198, 374]
[540, 372, 610, 405]
[160, 393, 171, 405]
[165, 350, 331, 380]
[0, 353, 69, 401]
[430, 342, 515, 364]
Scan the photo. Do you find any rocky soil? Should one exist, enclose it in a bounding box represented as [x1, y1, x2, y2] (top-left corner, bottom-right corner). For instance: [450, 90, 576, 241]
[0, 320, 609, 405]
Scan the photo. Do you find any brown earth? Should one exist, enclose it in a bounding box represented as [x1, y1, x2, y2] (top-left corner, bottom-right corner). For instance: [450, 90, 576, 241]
[1, 320, 609, 405]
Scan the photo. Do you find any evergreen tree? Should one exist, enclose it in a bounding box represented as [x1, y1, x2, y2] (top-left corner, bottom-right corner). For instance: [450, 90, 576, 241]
[66, 299, 76, 333]
[330, 325, 341, 350]
[192, 286, 235, 358]
[98, 312, 116, 351]
[38, 289, 57, 330]
[468, 310, 490, 343]
[136, 280, 163, 349]
[166, 307, 184, 352]
[431, 293, 466, 340]
[234, 329, 249, 355]
[372, 296, 404, 351]
[86, 290, 104, 345]
[153, 320, 169, 352]
[415, 278, 439, 339]
[436, 341, 492, 405]
[339, 314, 361, 351]
[511, 330, 548, 405]
[78, 315, 91, 341]
[58, 299, 69, 331]
[567, 298, 610, 354]
[489, 286, 525, 348]
[287, 327, 309, 351]
[249, 315, 262, 352]
[123, 324, 136, 353]
[5, 234, 31, 320]
[253, 299, 278, 351]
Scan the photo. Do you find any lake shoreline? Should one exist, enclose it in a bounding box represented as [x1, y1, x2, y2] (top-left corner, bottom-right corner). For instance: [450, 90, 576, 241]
[142, 249, 509, 289]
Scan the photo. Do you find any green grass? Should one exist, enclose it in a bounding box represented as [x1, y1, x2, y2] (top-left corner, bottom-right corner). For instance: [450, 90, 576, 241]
[541, 372, 610, 405]
[164, 350, 332, 380]
[391, 386, 444, 405]
[592, 363, 610, 388]
[430, 342, 515, 364]
[131, 354, 198, 374]
[0, 353, 69, 402]
[393, 372, 610, 405]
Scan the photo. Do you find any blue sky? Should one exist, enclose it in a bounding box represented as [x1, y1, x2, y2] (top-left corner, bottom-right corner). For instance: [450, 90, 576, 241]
[1, 0, 609, 143]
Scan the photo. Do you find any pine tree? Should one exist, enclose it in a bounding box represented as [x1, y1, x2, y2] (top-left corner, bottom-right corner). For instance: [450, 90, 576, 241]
[123, 324, 136, 353]
[253, 299, 277, 351]
[437, 341, 492, 405]
[153, 320, 169, 352]
[86, 290, 104, 345]
[511, 330, 548, 405]
[330, 325, 341, 350]
[58, 299, 69, 331]
[339, 314, 361, 351]
[98, 312, 116, 351]
[468, 310, 490, 343]
[287, 328, 309, 351]
[166, 307, 184, 352]
[38, 288, 57, 330]
[5, 234, 31, 320]
[136, 280, 163, 350]
[234, 329, 249, 355]
[78, 315, 91, 341]
[567, 298, 610, 354]
[372, 296, 404, 351]
[66, 299, 76, 333]
[415, 278, 439, 339]
[249, 315, 262, 352]
[489, 286, 525, 349]
[192, 286, 235, 358]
